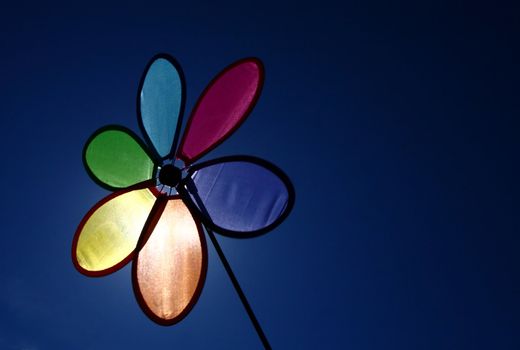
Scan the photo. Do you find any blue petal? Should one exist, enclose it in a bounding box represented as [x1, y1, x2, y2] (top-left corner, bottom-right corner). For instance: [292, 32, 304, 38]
[139, 56, 184, 158]
[184, 156, 294, 237]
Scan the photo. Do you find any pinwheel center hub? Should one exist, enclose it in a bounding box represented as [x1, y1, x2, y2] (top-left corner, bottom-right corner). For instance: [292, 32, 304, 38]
[158, 164, 182, 187]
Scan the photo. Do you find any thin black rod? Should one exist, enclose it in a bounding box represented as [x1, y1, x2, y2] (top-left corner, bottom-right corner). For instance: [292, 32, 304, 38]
[205, 225, 272, 350]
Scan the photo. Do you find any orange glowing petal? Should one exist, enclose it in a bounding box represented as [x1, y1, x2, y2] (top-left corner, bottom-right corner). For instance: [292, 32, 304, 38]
[133, 198, 207, 325]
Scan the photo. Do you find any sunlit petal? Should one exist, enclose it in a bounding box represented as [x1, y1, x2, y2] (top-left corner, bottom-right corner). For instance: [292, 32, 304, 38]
[73, 187, 156, 276]
[133, 198, 207, 325]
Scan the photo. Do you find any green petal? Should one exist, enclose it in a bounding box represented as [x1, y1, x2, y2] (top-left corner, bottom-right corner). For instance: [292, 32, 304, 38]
[84, 126, 154, 189]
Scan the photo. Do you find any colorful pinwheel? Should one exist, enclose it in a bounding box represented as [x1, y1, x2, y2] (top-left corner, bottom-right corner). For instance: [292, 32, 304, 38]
[72, 54, 295, 336]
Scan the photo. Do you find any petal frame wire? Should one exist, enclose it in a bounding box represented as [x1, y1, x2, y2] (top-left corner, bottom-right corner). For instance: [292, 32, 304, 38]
[176, 57, 265, 165]
[178, 155, 295, 239]
[136, 53, 187, 162]
[82, 125, 157, 191]
[131, 194, 208, 326]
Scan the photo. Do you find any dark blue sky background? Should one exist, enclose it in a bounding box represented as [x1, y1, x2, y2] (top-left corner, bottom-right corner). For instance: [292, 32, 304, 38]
[0, 1, 518, 349]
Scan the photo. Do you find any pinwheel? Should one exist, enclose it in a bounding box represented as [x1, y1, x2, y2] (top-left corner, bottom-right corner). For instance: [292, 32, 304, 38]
[72, 54, 295, 348]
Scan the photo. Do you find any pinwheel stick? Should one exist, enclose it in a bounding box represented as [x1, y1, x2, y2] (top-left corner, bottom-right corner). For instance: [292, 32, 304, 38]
[184, 178, 271, 348]
[204, 225, 272, 350]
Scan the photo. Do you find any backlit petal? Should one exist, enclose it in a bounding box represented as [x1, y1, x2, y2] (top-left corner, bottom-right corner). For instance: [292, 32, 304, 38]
[73, 187, 156, 276]
[133, 198, 207, 325]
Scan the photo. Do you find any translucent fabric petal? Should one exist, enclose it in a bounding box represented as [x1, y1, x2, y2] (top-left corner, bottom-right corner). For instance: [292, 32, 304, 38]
[73, 187, 156, 276]
[84, 127, 154, 190]
[133, 198, 207, 325]
[177, 58, 264, 164]
[183, 156, 294, 237]
[139, 56, 184, 158]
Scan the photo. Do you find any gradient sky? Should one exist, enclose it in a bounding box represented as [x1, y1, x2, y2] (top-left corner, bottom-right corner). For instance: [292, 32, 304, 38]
[0, 1, 518, 349]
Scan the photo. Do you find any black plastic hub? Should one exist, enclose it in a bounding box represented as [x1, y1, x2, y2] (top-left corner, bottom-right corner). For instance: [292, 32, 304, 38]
[158, 164, 181, 187]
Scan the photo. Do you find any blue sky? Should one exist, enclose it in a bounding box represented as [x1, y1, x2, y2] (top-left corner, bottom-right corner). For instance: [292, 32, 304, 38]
[0, 1, 518, 349]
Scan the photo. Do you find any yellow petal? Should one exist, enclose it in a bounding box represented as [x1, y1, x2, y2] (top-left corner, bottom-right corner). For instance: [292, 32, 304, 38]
[73, 187, 156, 276]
